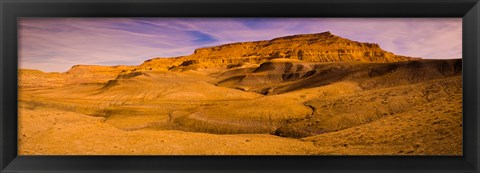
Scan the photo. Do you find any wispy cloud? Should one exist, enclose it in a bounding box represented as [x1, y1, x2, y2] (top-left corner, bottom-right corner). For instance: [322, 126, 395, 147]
[19, 18, 461, 72]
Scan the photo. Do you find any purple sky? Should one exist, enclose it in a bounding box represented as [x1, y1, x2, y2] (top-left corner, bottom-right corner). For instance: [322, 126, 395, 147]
[19, 18, 462, 72]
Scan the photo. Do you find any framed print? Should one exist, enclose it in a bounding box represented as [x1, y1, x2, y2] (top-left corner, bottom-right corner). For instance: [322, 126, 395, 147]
[1, 0, 479, 172]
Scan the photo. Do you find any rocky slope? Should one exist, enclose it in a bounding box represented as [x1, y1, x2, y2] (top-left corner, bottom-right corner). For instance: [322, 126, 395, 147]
[215, 59, 461, 95]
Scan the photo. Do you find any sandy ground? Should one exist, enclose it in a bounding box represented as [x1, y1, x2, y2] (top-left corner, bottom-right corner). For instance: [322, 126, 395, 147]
[19, 108, 319, 155]
[18, 60, 462, 155]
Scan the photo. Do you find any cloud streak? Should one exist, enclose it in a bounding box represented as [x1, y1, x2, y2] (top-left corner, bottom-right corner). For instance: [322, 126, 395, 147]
[19, 18, 461, 72]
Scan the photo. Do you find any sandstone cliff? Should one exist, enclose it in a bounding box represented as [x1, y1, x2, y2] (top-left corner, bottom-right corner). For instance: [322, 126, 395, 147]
[134, 31, 415, 72]
[190, 31, 412, 63]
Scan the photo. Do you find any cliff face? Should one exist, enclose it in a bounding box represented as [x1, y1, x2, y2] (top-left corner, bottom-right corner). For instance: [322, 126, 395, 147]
[133, 31, 414, 71]
[191, 31, 411, 62]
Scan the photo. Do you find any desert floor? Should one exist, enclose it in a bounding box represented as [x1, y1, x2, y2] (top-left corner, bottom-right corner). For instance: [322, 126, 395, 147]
[18, 60, 462, 155]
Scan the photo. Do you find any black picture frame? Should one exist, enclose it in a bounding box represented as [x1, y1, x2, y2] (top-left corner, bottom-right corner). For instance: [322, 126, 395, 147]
[1, 0, 479, 172]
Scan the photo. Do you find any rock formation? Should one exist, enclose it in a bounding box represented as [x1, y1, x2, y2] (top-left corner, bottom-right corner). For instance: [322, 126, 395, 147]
[134, 31, 416, 72]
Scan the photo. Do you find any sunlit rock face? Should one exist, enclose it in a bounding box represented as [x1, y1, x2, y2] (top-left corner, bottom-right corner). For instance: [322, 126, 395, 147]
[135, 31, 414, 72]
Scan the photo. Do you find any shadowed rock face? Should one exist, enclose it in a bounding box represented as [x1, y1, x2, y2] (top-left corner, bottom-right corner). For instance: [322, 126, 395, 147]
[215, 59, 462, 95]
